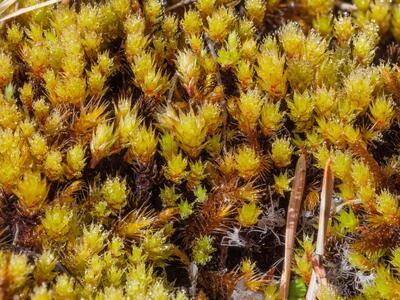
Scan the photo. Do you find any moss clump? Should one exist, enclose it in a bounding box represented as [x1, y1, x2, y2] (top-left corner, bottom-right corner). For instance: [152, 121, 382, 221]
[2, 0, 400, 299]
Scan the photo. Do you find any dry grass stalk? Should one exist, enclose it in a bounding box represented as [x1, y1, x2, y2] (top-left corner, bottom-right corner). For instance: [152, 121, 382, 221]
[165, 0, 195, 12]
[0, 0, 17, 15]
[306, 158, 334, 300]
[279, 154, 307, 300]
[0, 0, 64, 23]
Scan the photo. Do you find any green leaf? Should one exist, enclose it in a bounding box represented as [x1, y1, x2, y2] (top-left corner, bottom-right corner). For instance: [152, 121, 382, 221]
[288, 278, 307, 300]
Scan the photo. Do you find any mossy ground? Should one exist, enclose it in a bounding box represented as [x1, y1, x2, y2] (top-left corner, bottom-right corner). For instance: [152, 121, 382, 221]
[2, 0, 400, 299]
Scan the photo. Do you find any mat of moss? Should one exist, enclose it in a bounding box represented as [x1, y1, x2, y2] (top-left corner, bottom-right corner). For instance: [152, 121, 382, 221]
[1, 0, 400, 299]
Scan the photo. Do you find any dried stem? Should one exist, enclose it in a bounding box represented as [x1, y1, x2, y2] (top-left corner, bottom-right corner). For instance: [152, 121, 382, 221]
[333, 199, 362, 215]
[306, 158, 334, 300]
[203, 33, 227, 150]
[165, 0, 195, 12]
[0, 0, 17, 15]
[316, 159, 334, 256]
[167, 72, 178, 104]
[189, 262, 199, 298]
[279, 154, 307, 300]
[203, 33, 222, 86]
[0, 0, 64, 23]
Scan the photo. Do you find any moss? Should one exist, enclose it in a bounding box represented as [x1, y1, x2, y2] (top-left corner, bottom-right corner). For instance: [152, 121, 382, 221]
[2, 0, 400, 298]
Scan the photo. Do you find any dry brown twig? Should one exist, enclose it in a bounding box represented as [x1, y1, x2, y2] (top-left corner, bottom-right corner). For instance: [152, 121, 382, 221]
[306, 158, 334, 300]
[333, 199, 362, 215]
[167, 72, 178, 104]
[203, 33, 222, 86]
[279, 154, 307, 300]
[165, 0, 196, 12]
[0, 0, 18, 16]
[203, 32, 228, 150]
[0, 0, 68, 23]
